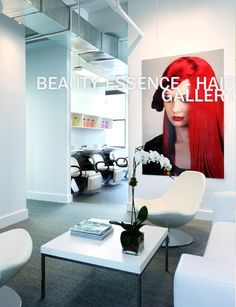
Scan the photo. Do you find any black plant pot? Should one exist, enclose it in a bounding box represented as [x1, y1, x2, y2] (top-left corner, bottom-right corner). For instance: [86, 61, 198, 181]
[120, 230, 144, 255]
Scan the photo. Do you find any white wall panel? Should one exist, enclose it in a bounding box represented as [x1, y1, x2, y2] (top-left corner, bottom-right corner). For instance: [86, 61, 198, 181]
[128, 0, 236, 219]
[0, 14, 28, 228]
[26, 40, 71, 203]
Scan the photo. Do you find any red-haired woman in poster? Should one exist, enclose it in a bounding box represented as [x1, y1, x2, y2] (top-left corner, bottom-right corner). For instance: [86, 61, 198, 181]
[143, 56, 224, 178]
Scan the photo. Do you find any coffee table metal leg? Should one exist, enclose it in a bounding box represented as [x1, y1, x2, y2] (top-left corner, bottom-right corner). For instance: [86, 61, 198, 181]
[165, 235, 169, 272]
[137, 273, 141, 307]
[41, 254, 45, 299]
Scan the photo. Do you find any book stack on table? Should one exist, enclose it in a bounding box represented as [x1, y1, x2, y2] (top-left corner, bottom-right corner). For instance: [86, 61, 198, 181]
[70, 219, 113, 240]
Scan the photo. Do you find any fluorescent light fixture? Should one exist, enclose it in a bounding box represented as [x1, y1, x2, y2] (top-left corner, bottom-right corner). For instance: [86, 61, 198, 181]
[73, 66, 107, 83]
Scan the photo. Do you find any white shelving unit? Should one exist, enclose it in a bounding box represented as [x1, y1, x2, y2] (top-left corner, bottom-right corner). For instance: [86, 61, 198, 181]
[71, 113, 113, 129]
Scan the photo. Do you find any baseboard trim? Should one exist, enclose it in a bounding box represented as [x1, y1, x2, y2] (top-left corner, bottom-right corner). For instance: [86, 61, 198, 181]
[195, 209, 212, 221]
[27, 191, 72, 204]
[126, 202, 212, 221]
[0, 209, 28, 229]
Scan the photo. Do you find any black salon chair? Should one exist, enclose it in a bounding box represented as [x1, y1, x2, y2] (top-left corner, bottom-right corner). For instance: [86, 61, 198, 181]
[91, 153, 123, 185]
[110, 150, 129, 179]
[71, 157, 102, 194]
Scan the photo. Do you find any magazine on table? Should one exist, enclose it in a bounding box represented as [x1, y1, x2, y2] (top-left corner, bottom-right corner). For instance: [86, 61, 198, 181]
[70, 226, 113, 240]
[70, 219, 112, 237]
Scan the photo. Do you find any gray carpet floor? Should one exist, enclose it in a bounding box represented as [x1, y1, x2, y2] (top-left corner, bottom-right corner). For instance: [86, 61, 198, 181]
[2, 196, 211, 307]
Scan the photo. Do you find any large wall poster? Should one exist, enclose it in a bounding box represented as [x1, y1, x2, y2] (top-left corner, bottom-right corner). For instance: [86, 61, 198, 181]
[142, 50, 224, 178]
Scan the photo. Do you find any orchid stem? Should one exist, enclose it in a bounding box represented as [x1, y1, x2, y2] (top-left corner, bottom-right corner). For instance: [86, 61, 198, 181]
[131, 186, 137, 224]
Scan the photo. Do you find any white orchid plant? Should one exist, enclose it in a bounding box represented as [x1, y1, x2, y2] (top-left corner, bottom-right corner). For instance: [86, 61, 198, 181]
[110, 146, 172, 232]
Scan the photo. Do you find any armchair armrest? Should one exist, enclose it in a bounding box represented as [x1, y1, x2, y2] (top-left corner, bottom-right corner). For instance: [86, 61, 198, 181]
[174, 254, 235, 307]
[95, 161, 109, 172]
[115, 157, 128, 168]
[71, 165, 82, 177]
[213, 191, 236, 222]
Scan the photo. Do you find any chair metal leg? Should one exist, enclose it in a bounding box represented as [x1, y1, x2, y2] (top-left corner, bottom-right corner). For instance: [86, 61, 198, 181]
[165, 234, 169, 272]
[0, 286, 22, 307]
[167, 229, 193, 247]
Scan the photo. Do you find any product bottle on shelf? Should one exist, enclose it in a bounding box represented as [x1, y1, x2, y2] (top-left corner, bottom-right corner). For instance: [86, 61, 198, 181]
[72, 115, 76, 126]
[87, 118, 90, 127]
[101, 120, 105, 128]
[105, 120, 109, 128]
[83, 118, 86, 127]
[91, 119, 95, 127]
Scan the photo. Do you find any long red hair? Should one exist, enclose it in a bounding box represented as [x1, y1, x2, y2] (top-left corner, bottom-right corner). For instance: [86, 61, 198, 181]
[152, 56, 224, 178]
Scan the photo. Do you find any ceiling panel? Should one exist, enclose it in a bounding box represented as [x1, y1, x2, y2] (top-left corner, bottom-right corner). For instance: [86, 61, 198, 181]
[60, 0, 78, 6]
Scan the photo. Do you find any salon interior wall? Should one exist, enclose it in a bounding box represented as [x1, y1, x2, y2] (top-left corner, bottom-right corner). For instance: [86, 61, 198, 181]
[71, 52, 107, 148]
[26, 40, 72, 203]
[128, 0, 235, 220]
[70, 84, 107, 148]
[0, 14, 28, 228]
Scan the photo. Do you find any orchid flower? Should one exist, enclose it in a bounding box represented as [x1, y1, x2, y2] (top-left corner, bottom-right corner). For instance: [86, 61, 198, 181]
[134, 149, 149, 165]
[149, 150, 161, 163]
[159, 154, 172, 171]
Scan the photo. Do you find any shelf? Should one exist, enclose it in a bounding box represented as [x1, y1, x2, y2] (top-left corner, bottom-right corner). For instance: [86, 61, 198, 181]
[71, 112, 112, 129]
[71, 126, 103, 130]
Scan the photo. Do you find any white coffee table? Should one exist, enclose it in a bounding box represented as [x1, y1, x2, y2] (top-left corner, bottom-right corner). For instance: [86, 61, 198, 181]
[40, 219, 168, 306]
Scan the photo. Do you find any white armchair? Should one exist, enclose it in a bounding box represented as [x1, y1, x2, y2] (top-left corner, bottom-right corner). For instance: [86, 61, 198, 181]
[0, 228, 33, 307]
[135, 171, 206, 246]
[174, 191, 236, 307]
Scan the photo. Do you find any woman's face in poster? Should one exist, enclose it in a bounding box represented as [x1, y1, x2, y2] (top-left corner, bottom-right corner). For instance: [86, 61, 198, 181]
[163, 79, 190, 127]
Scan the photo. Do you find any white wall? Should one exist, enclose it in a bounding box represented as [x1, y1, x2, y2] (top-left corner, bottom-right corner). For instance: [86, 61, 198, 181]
[128, 0, 236, 220]
[71, 53, 108, 148]
[26, 40, 72, 203]
[0, 14, 28, 228]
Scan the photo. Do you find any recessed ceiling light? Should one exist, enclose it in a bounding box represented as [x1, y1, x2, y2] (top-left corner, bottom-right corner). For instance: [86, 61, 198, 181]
[74, 66, 107, 83]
